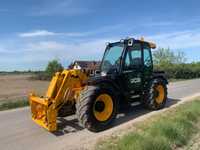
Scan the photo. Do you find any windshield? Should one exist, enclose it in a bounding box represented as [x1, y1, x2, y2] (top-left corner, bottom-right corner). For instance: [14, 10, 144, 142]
[101, 44, 124, 73]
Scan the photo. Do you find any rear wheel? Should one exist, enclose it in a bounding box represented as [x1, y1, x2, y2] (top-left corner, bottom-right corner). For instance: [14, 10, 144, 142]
[76, 86, 118, 132]
[143, 78, 167, 110]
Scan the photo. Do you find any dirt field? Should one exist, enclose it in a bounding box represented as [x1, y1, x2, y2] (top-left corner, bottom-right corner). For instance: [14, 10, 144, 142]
[0, 74, 49, 102]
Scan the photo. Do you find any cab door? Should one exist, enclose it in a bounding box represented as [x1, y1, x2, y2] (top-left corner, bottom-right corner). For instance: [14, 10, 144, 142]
[122, 42, 143, 97]
[143, 43, 153, 81]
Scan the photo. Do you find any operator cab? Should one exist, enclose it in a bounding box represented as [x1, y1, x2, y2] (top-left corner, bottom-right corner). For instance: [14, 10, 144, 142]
[100, 38, 156, 99]
[100, 38, 156, 75]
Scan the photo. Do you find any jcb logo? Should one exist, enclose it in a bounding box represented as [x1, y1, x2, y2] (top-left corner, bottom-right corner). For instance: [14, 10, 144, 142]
[130, 78, 141, 84]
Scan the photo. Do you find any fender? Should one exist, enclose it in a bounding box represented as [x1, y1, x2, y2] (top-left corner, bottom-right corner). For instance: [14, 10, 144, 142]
[87, 75, 121, 93]
[152, 71, 168, 84]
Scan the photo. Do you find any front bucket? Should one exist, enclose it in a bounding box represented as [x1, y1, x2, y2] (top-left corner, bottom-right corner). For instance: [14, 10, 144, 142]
[29, 94, 57, 132]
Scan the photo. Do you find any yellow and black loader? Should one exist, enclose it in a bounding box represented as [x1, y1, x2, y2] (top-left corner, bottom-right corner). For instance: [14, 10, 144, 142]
[29, 38, 168, 132]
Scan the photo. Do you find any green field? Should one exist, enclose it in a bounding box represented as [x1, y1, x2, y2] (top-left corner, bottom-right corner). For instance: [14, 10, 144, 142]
[0, 99, 29, 111]
[96, 99, 200, 150]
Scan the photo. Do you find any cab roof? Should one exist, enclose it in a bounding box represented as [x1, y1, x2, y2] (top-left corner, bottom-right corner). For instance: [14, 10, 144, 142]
[109, 37, 156, 49]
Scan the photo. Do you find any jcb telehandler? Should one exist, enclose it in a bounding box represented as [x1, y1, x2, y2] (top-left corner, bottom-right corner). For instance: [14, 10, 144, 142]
[29, 38, 168, 132]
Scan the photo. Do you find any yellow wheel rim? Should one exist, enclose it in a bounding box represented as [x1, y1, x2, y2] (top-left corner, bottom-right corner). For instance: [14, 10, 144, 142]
[155, 85, 165, 104]
[93, 94, 113, 122]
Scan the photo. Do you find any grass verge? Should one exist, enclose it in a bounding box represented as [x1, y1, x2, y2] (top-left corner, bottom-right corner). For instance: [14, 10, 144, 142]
[96, 99, 200, 150]
[0, 99, 29, 111]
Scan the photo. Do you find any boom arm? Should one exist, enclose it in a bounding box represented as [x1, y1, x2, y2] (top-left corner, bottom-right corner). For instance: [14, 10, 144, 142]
[29, 69, 88, 131]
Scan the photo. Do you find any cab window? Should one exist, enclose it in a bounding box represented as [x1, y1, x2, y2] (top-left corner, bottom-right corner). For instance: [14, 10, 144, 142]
[143, 45, 152, 68]
[124, 43, 142, 70]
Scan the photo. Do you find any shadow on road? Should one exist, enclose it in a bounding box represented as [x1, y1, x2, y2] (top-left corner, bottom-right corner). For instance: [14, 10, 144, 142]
[52, 97, 180, 136]
[114, 98, 180, 127]
[53, 117, 84, 136]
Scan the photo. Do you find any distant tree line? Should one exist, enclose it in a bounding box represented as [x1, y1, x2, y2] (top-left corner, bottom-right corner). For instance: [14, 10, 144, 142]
[153, 48, 200, 79]
[0, 70, 38, 75]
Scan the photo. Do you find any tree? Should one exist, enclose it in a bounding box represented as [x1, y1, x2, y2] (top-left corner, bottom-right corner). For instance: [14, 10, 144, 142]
[175, 51, 187, 64]
[45, 59, 64, 78]
[153, 48, 186, 66]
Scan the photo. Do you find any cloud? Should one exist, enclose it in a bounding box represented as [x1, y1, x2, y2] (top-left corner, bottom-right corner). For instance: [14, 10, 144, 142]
[19, 30, 56, 37]
[19, 30, 91, 38]
[18, 30, 87, 38]
[144, 29, 200, 49]
[0, 37, 115, 71]
[26, 41, 67, 51]
[19, 24, 124, 38]
[24, 39, 112, 58]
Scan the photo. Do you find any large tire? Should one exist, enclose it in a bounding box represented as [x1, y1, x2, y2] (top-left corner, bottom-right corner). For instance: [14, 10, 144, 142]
[76, 86, 118, 132]
[143, 78, 167, 110]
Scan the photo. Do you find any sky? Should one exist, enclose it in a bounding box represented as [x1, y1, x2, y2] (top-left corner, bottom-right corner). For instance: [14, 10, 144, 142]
[0, 0, 200, 71]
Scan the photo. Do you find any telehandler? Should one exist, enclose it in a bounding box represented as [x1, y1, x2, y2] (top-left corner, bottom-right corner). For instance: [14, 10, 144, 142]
[29, 38, 168, 132]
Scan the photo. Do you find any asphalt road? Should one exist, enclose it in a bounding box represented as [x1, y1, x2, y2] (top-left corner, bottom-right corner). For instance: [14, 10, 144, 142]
[0, 79, 200, 150]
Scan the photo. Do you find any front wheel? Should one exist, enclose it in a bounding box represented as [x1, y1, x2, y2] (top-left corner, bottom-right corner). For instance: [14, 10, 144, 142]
[76, 86, 118, 132]
[143, 78, 168, 110]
